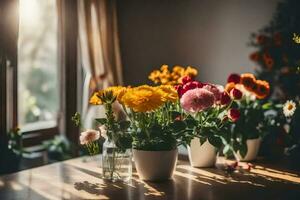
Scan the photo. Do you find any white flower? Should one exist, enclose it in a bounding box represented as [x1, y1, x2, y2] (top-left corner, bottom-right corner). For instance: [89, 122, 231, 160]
[79, 129, 100, 145]
[99, 125, 108, 139]
[283, 100, 296, 117]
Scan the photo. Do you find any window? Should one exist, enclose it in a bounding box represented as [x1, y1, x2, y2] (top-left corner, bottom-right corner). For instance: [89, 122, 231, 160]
[0, 0, 79, 149]
[18, 0, 59, 130]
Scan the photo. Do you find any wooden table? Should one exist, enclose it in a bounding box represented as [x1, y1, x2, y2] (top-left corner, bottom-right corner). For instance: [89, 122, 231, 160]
[1, 156, 300, 200]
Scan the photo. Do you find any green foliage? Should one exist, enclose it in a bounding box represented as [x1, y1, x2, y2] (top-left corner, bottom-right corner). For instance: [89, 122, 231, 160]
[182, 105, 233, 150]
[128, 102, 191, 151]
[7, 127, 23, 156]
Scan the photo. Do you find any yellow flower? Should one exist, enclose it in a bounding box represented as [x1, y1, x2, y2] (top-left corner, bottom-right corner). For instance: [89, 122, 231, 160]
[121, 85, 164, 112]
[160, 64, 169, 72]
[148, 65, 198, 85]
[184, 66, 198, 77]
[157, 85, 178, 103]
[148, 70, 161, 84]
[105, 86, 127, 101]
[89, 86, 127, 105]
[89, 92, 103, 105]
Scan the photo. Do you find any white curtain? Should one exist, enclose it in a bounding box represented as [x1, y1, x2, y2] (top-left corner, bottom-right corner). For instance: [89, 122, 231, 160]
[78, 0, 123, 128]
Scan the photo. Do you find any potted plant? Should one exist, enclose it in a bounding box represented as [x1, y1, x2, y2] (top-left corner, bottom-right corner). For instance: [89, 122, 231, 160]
[223, 73, 271, 161]
[174, 76, 238, 167]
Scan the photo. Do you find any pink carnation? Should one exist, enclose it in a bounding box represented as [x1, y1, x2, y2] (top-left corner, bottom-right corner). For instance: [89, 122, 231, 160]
[79, 129, 100, 145]
[202, 84, 223, 102]
[180, 88, 215, 113]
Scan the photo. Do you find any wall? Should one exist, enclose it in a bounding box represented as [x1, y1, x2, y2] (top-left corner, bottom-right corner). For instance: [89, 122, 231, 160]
[117, 0, 279, 86]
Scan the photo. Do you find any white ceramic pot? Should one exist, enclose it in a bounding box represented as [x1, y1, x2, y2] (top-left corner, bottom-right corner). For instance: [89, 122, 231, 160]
[132, 149, 178, 181]
[236, 138, 261, 162]
[187, 138, 217, 167]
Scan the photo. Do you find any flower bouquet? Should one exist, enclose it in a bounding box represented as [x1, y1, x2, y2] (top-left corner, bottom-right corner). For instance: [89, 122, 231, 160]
[223, 73, 271, 161]
[85, 65, 198, 181]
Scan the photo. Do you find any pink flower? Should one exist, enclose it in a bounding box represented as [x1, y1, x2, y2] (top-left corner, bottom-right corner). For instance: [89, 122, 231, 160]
[202, 84, 223, 102]
[220, 92, 231, 105]
[180, 88, 215, 113]
[99, 125, 108, 139]
[79, 129, 100, 145]
[227, 73, 241, 84]
[228, 108, 240, 122]
[230, 88, 243, 100]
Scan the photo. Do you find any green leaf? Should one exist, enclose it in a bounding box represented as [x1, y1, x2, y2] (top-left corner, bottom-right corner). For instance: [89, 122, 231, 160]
[208, 136, 222, 149]
[223, 144, 231, 155]
[95, 118, 107, 125]
[170, 120, 186, 131]
[199, 137, 206, 145]
[119, 120, 130, 130]
[262, 102, 272, 110]
[185, 117, 198, 129]
[239, 143, 248, 158]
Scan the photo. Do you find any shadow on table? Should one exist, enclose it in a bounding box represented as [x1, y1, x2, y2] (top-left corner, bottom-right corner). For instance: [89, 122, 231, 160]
[71, 163, 300, 199]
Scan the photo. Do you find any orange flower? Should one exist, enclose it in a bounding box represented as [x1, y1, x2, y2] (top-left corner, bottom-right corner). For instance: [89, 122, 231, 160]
[240, 73, 257, 92]
[264, 58, 274, 70]
[254, 80, 270, 99]
[225, 82, 236, 93]
[249, 52, 260, 62]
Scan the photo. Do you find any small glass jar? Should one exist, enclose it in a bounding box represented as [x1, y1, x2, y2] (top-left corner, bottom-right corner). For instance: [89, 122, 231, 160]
[102, 139, 132, 182]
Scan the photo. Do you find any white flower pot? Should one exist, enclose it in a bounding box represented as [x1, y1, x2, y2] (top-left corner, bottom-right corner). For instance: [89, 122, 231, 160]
[236, 138, 261, 162]
[187, 138, 217, 167]
[132, 149, 178, 181]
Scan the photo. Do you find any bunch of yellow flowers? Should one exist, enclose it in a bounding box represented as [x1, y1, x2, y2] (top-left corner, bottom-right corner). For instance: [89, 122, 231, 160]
[148, 65, 198, 85]
[90, 85, 178, 112]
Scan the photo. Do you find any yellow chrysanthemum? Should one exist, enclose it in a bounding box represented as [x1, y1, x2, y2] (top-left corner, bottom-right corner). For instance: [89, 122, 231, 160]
[121, 85, 164, 112]
[157, 85, 178, 103]
[89, 86, 127, 105]
[105, 86, 127, 101]
[89, 92, 103, 105]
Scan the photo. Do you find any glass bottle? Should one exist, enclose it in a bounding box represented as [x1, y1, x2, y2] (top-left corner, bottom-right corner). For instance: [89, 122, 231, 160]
[102, 138, 132, 182]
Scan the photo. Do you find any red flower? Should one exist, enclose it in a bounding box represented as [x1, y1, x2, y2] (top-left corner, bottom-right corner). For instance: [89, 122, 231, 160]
[249, 52, 260, 62]
[228, 108, 240, 122]
[256, 35, 267, 44]
[227, 73, 241, 84]
[220, 92, 231, 105]
[181, 76, 193, 84]
[230, 88, 243, 100]
[183, 81, 202, 92]
[174, 85, 184, 97]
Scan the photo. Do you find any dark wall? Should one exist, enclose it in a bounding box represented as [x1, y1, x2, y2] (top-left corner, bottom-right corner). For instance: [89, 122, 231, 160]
[116, 0, 278, 86]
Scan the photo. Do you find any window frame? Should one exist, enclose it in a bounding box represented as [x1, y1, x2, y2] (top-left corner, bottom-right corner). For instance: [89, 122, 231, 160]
[1, 0, 80, 152]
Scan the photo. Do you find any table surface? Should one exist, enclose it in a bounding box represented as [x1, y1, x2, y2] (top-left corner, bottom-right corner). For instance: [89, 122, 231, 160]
[0, 156, 300, 200]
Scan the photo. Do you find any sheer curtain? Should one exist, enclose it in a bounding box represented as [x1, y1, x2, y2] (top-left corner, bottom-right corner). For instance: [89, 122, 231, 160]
[78, 0, 123, 128]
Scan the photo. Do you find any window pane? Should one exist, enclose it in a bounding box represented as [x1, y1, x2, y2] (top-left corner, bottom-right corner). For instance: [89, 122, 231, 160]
[18, 0, 58, 127]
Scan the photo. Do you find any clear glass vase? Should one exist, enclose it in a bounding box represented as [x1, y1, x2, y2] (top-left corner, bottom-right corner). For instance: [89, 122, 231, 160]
[102, 139, 132, 182]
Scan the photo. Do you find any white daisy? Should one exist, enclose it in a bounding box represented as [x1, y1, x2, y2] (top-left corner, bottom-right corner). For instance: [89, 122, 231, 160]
[283, 100, 296, 117]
